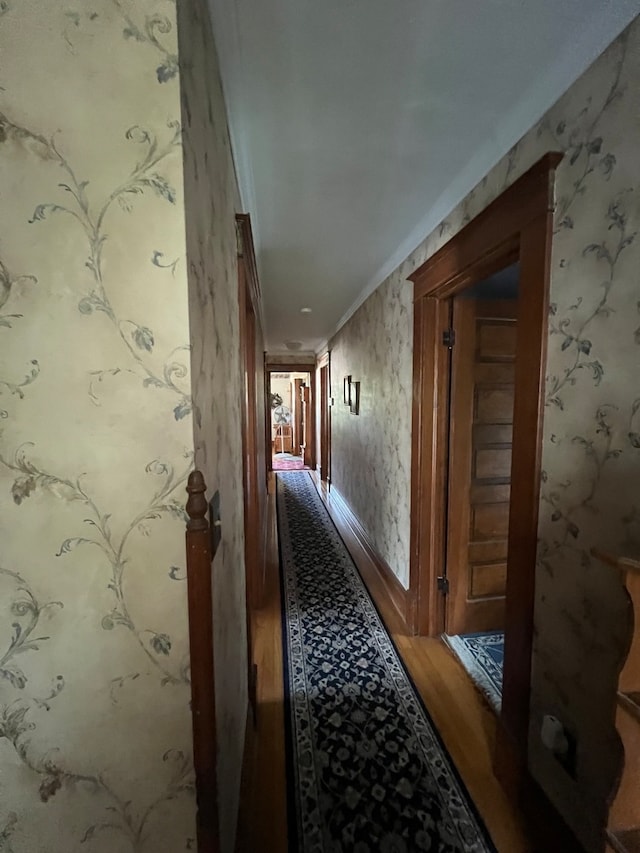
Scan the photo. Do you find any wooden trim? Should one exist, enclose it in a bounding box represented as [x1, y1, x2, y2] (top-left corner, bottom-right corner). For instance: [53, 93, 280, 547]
[314, 480, 413, 634]
[237, 213, 266, 722]
[317, 349, 331, 482]
[235, 707, 254, 853]
[292, 378, 303, 455]
[238, 262, 264, 616]
[445, 298, 477, 634]
[497, 206, 555, 777]
[303, 381, 315, 469]
[520, 773, 585, 853]
[236, 213, 262, 318]
[238, 261, 261, 607]
[264, 354, 272, 475]
[409, 296, 451, 636]
[408, 154, 563, 793]
[409, 153, 562, 299]
[318, 353, 331, 483]
[185, 470, 220, 853]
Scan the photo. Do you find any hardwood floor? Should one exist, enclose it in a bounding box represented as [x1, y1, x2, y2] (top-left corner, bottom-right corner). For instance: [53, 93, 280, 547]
[236, 475, 288, 853]
[235, 475, 532, 852]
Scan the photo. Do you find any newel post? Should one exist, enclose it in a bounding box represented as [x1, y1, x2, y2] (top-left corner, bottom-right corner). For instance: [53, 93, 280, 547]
[185, 470, 219, 853]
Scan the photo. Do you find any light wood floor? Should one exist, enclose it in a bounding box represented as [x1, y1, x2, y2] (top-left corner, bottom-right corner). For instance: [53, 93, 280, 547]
[236, 476, 532, 852]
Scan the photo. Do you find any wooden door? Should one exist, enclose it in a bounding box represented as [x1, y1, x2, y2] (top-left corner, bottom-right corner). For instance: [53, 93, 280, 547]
[319, 363, 330, 481]
[239, 263, 261, 607]
[237, 258, 261, 722]
[292, 379, 303, 455]
[302, 384, 312, 468]
[446, 297, 517, 635]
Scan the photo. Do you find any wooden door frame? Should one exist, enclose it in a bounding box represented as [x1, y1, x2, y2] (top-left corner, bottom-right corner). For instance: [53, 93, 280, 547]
[264, 362, 317, 473]
[318, 351, 331, 483]
[408, 153, 562, 788]
[237, 213, 264, 609]
[293, 378, 304, 455]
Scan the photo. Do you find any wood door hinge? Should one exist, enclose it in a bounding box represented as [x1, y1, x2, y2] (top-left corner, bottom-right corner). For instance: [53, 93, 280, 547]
[442, 328, 456, 348]
[437, 575, 449, 595]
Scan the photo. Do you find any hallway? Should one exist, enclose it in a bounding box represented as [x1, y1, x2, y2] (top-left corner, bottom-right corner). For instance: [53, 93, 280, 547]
[2, 5, 639, 849]
[236, 473, 531, 852]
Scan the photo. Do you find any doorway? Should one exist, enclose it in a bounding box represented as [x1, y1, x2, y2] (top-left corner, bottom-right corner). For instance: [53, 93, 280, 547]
[237, 213, 265, 716]
[408, 153, 562, 788]
[267, 369, 314, 472]
[441, 266, 519, 713]
[318, 351, 331, 484]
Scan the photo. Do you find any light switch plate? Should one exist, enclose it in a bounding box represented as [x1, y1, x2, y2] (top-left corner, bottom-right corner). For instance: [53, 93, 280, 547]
[209, 490, 221, 558]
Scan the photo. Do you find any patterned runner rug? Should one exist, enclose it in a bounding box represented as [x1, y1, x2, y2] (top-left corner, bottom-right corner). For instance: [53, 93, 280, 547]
[277, 471, 495, 853]
[273, 452, 306, 471]
[443, 633, 504, 714]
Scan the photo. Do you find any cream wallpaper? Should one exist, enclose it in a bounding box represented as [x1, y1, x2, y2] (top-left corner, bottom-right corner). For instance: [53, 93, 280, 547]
[330, 280, 413, 586]
[329, 16, 640, 849]
[176, 0, 248, 850]
[0, 0, 197, 850]
[0, 0, 251, 851]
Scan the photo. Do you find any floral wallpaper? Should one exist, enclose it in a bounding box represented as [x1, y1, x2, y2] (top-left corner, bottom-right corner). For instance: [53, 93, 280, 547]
[330, 281, 413, 586]
[0, 0, 249, 850]
[176, 1, 249, 851]
[329, 16, 640, 849]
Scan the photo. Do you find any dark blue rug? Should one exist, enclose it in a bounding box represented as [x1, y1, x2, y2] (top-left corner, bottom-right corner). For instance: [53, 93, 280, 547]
[443, 633, 504, 714]
[277, 471, 496, 853]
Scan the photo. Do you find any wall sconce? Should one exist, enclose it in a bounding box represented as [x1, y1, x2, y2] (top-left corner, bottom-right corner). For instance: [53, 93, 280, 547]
[349, 381, 360, 416]
[343, 375, 352, 405]
[343, 375, 360, 415]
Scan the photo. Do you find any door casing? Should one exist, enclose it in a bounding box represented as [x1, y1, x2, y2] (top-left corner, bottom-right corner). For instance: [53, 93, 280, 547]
[293, 378, 304, 455]
[408, 153, 562, 787]
[264, 362, 316, 473]
[236, 213, 266, 721]
[318, 352, 331, 482]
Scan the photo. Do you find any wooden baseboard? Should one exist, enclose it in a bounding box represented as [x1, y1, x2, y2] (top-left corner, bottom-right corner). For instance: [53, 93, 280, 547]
[260, 493, 269, 603]
[520, 773, 584, 853]
[494, 716, 525, 795]
[312, 481, 413, 634]
[235, 705, 254, 853]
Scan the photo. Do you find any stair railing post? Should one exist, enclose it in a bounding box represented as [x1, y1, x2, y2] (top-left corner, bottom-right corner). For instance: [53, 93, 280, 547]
[185, 470, 219, 853]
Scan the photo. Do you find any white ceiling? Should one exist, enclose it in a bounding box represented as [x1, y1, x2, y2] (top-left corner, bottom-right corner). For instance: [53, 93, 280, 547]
[208, 0, 640, 353]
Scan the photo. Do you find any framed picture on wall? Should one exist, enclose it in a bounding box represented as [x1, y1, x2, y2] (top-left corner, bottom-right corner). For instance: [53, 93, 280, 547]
[349, 381, 360, 415]
[343, 375, 352, 405]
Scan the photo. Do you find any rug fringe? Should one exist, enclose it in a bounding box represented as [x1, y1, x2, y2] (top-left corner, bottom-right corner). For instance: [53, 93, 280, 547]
[443, 634, 503, 714]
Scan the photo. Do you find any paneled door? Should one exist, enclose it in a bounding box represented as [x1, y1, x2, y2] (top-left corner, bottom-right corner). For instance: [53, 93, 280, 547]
[319, 360, 330, 482]
[445, 298, 517, 635]
[302, 384, 313, 469]
[408, 155, 561, 794]
[292, 378, 304, 455]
